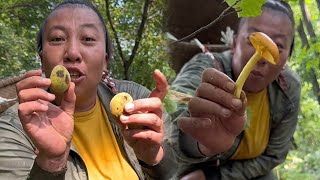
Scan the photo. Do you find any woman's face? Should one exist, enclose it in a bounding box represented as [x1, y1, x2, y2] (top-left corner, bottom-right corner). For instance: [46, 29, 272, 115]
[41, 6, 107, 104]
[232, 9, 293, 93]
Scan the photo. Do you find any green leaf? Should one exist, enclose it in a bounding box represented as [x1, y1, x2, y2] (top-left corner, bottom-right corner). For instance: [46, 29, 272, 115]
[163, 96, 178, 114]
[226, 0, 266, 17]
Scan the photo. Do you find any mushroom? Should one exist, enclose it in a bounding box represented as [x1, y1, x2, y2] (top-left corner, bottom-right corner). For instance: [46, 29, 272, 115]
[234, 32, 279, 98]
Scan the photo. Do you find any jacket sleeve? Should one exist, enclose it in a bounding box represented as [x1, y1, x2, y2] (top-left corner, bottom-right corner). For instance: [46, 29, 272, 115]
[220, 70, 301, 180]
[169, 53, 217, 168]
[0, 104, 68, 180]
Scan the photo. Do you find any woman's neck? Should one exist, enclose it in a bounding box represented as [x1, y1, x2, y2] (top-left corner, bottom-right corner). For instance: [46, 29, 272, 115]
[75, 94, 97, 112]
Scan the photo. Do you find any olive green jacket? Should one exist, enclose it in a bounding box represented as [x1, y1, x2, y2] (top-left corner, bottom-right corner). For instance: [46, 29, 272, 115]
[170, 51, 301, 179]
[0, 80, 177, 180]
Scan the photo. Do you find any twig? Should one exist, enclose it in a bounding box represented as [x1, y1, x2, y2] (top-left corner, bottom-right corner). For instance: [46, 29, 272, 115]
[167, 90, 192, 103]
[172, 0, 241, 44]
[105, 0, 125, 62]
[128, 0, 152, 67]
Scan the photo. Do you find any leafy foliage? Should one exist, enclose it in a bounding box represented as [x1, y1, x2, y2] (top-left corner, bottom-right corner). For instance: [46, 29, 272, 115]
[97, 0, 175, 89]
[0, 0, 60, 78]
[275, 0, 320, 179]
[226, 0, 266, 17]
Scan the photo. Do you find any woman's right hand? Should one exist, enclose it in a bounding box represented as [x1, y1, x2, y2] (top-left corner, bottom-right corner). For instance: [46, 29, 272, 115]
[16, 69, 76, 172]
[178, 68, 246, 156]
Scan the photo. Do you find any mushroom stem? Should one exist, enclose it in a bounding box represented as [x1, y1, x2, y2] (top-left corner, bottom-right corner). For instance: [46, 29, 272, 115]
[234, 50, 262, 98]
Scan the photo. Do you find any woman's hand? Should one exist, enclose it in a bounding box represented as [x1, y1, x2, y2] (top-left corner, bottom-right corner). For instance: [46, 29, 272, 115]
[119, 69, 168, 165]
[178, 68, 246, 156]
[16, 69, 76, 172]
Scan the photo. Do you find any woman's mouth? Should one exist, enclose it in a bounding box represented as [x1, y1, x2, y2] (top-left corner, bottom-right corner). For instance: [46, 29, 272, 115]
[251, 70, 264, 78]
[67, 68, 85, 84]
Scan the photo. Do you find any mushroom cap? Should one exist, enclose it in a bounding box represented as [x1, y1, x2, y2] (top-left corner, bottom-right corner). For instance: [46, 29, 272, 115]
[249, 32, 279, 65]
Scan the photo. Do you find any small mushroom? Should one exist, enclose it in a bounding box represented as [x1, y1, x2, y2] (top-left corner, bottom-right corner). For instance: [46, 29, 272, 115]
[234, 32, 279, 98]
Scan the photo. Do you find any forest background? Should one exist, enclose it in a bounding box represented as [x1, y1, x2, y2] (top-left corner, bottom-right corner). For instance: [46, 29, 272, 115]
[0, 0, 319, 179]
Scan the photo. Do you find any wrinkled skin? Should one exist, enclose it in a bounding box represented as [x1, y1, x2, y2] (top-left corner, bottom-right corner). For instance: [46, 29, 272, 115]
[178, 69, 246, 155]
[17, 6, 168, 172]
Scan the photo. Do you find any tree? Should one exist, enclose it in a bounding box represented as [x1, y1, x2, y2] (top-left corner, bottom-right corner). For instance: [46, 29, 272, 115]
[276, 0, 320, 179]
[100, 0, 175, 89]
[0, 0, 60, 79]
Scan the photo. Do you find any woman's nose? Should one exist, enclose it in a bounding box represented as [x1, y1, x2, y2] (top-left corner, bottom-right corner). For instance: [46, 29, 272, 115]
[64, 40, 81, 62]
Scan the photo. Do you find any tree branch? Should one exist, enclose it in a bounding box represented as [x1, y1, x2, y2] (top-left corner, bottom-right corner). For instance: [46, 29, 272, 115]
[105, 0, 125, 63]
[298, 1, 320, 106]
[299, 0, 316, 38]
[0, 3, 40, 11]
[172, 0, 241, 43]
[128, 0, 152, 67]
[297, 19, 309, 48]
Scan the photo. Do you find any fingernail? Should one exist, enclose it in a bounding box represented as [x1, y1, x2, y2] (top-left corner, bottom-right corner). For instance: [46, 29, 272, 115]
[48, 93, 55, 99]
[42, 78, 51, 84]
[201, 118, 212, 128]
[225, 82, 234, 92]
[41, 104, 48, 111]
[232, 98, 242, 110]
[125, 103, 134, 112]
[222, 108, 231, 117]
[120, 115, 129, 121]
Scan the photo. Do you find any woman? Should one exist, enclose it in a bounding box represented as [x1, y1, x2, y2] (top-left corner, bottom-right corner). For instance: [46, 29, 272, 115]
[171, 0, 300, 179]
[0, 0, 176, 179]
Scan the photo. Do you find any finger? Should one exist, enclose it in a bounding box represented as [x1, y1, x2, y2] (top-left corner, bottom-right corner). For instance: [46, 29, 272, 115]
[18, 88, 55, 103]
[149, 69, 168, 101]
[16, 70, 50, 91]
[177, 117, 235, 153]
[120, 113, 162, 132]
[18, 101, 49, 120]
[123, 129, 162, 144]
[60, 82, 76, 116]
[125, 97, 162, 116]
[202, 68, 235, 93]
[177, 117, 213, 131]
[196, 82, 243, 111]
[24, 69, 43, 78]
[188, 97, 232, 119]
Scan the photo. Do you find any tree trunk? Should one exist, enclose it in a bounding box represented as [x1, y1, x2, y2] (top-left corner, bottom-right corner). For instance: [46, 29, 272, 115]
[299, 0, 316, 38]
[105, 0, 151, 80]
[299, 0, 320, 105]
[297, 19, 309, 48]
[316, 0, 320, 12]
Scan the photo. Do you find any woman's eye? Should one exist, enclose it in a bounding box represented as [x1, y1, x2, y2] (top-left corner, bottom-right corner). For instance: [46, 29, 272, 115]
[277, 44, 284, 50]
[83, 37, 95, 42]
[51, 37, 64, 42]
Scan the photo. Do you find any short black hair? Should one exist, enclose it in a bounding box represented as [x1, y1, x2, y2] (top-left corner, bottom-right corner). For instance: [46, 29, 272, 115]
[238, 0, 295, 56]
[36, 0, 113, 60]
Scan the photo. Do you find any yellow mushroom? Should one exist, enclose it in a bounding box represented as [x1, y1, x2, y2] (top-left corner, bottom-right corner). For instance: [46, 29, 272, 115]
[110, 92, 142, 129]
[50, 65, 70, 94]
[234, 32, 279, 98]
[110, 92, 133, 118]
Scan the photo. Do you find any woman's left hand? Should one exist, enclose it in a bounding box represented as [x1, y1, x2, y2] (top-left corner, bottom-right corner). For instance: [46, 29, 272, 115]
[119, 69, 168, 165]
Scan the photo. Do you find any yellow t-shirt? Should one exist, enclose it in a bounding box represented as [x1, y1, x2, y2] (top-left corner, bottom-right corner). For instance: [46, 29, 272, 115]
[231, 88, 270, 160]
[73, 97, 139, 180]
